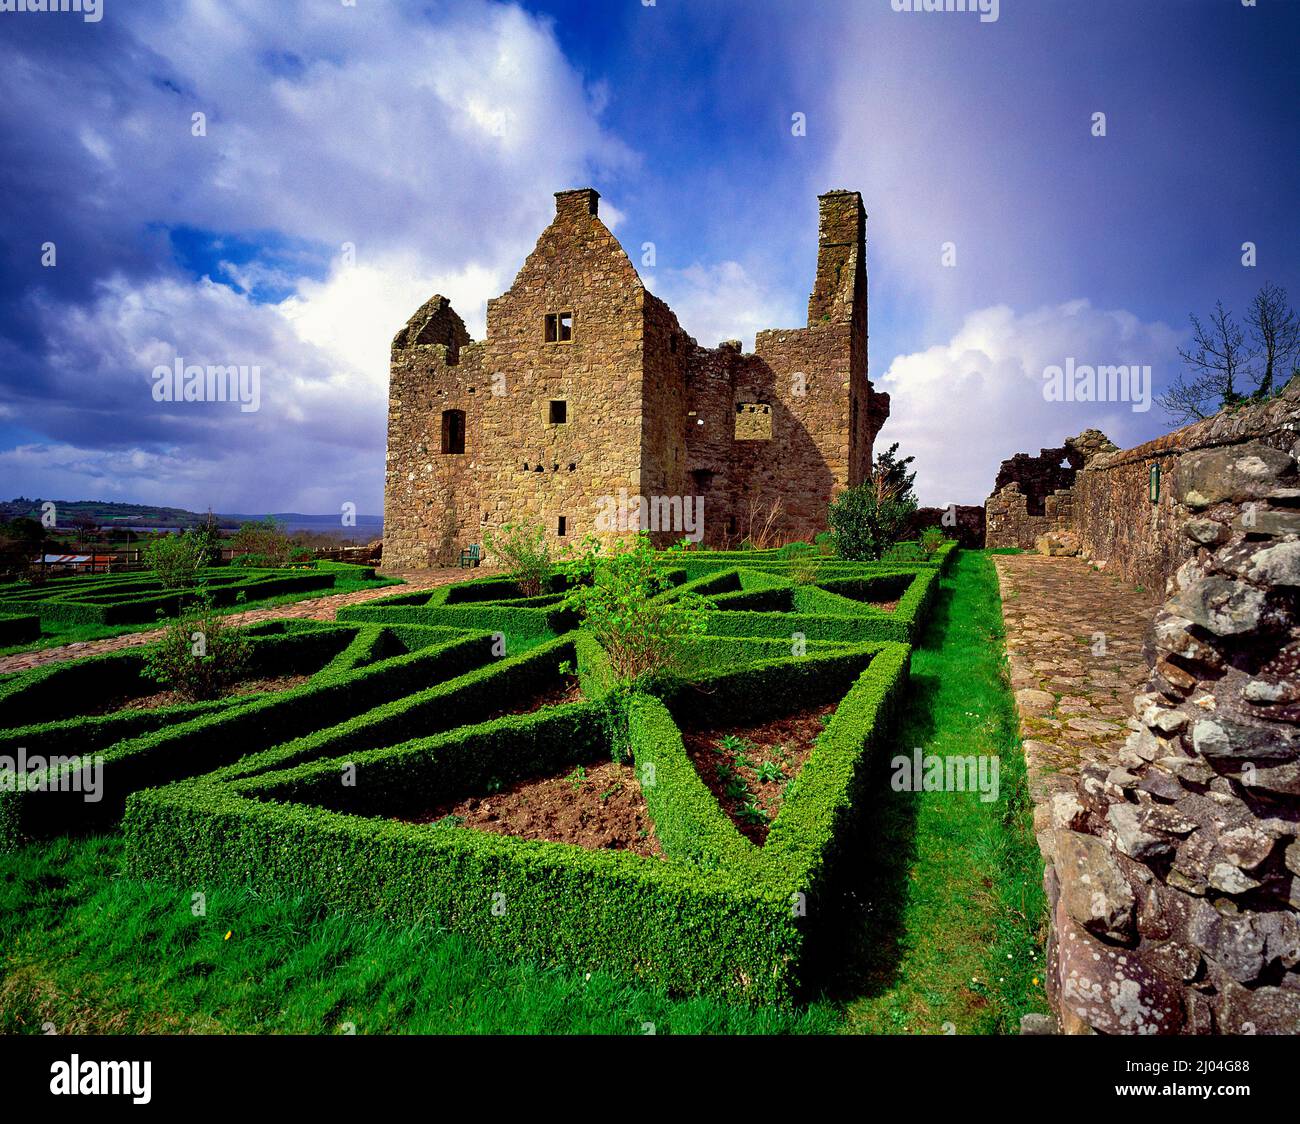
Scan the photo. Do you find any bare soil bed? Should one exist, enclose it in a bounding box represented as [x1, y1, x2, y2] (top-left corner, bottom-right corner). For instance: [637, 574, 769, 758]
[482, 676, 584, 721]
[403, 760, 661, 858]
[680, 701, 837, 844]
[84, 673, 311, 714]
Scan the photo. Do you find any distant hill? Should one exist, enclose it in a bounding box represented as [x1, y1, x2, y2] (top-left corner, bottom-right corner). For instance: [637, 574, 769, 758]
[1, 499, 382, 536]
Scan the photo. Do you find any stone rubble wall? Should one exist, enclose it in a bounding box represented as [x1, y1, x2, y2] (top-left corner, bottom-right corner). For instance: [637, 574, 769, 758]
[986, 484, 1076, 551]
[1038, 436, 1300, 1034]
[1072, 382, 1300, 589]
[985, 429, 1115, 551]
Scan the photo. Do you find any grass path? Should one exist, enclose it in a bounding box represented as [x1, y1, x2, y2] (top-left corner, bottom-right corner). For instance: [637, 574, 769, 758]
[0, 551, 1044, 1034]
[835, 549, 1047, 1033]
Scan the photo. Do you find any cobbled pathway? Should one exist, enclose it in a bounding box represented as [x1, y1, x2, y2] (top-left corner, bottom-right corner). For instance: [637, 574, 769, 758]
[993, 553, 1162, 803]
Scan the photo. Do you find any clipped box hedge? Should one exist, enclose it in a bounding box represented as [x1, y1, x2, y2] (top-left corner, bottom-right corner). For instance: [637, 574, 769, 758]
[666, 538, 957, 580]
[0, 562, 382, 628]
[0, 620, 507, 847]
[0, 612, 40, 647]
[123, 637, 911, 1003]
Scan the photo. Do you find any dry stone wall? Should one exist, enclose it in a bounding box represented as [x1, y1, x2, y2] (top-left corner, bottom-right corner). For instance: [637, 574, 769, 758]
[1073, 383, 1300, 589]
[985, 430, 1114, 551]
[1038, 437, 1300, 1034]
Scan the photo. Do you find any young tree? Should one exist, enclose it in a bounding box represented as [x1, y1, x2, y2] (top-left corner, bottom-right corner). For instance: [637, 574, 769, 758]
[230, 517, 292, 566]
[828, 466, 918, 562]
[144, 592, 251, 701]
[144, 531, 206, 589]
[1160, 285, 1299, 425]
[191, 508, 224, 565]
[873, 442, 918, 505]
[483, 521, 552, 597]
[1247, 281, 1300, 400]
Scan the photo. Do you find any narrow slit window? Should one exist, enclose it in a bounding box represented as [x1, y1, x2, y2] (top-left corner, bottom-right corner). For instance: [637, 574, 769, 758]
[557, 515, 568, 537]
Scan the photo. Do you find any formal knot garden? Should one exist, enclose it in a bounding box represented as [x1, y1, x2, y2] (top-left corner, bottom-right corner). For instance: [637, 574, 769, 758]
[0, 534, 1047, 1032]
[0, 559, 396, 657]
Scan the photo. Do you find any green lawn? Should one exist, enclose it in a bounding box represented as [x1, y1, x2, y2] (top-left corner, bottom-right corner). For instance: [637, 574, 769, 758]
[0, 551, 1044, 1034]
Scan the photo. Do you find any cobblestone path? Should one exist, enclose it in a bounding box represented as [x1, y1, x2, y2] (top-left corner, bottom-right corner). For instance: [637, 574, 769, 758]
[993, 553, 1162, 806]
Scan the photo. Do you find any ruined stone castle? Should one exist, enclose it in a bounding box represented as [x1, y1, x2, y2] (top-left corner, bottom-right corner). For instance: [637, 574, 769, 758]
[383, 187, 889, 569]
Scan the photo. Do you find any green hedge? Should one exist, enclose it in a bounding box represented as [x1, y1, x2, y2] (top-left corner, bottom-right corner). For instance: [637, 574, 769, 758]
[337, 601, 574, 653]
[667, 540, 957, 580]
[0, 563, 381, 628]
[0, 613, 40, 647]
[0, 627, 503, 847]
[122, 638, 910, 1002]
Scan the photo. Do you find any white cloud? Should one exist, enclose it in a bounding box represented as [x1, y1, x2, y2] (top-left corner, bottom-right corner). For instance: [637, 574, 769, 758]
[874, 300, 1183, 506]
[2, 0, 634, 512]
[649, 261, 800, 353]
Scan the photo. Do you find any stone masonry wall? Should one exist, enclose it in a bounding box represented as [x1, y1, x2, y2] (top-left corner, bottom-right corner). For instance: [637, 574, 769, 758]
[1038, 438, 1300, 1034]
[985, 430, 1115, 551]
[986, 484, 1077, 551]
[1072, 381, 1300, 589]
[385, 187, 889, 564]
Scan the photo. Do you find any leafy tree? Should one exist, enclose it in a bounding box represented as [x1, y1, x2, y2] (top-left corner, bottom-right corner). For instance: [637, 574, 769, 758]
[144, 531, 206, 589]
[0, 516, 46, 579]
[230, 517, 292, 566]
[873, 442, 917, 505]
[190, 509, 224, 565]
[828, 448, 919, 561]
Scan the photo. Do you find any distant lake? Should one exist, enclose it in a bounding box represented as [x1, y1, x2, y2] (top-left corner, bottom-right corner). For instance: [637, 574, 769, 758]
[110, 515, 383, 538]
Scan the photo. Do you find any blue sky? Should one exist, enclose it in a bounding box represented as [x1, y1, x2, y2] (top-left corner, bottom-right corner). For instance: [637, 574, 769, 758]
[0, 0, 1296, 511]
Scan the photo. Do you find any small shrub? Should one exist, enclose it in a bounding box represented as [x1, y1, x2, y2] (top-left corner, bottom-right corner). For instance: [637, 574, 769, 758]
[484, 522, 552, 597]
[882, 541, 924, 563]
[920, 525, 947, 556]
[143, 593, 252, 701]
[143, 531, 206, 589]
[561, 533, 712, 688]
[828, 471, 917, 562]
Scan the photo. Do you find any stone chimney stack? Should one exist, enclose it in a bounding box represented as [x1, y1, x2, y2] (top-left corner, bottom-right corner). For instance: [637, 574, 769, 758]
[555, 188, 600, 220]
[807, 190, 866, 326]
